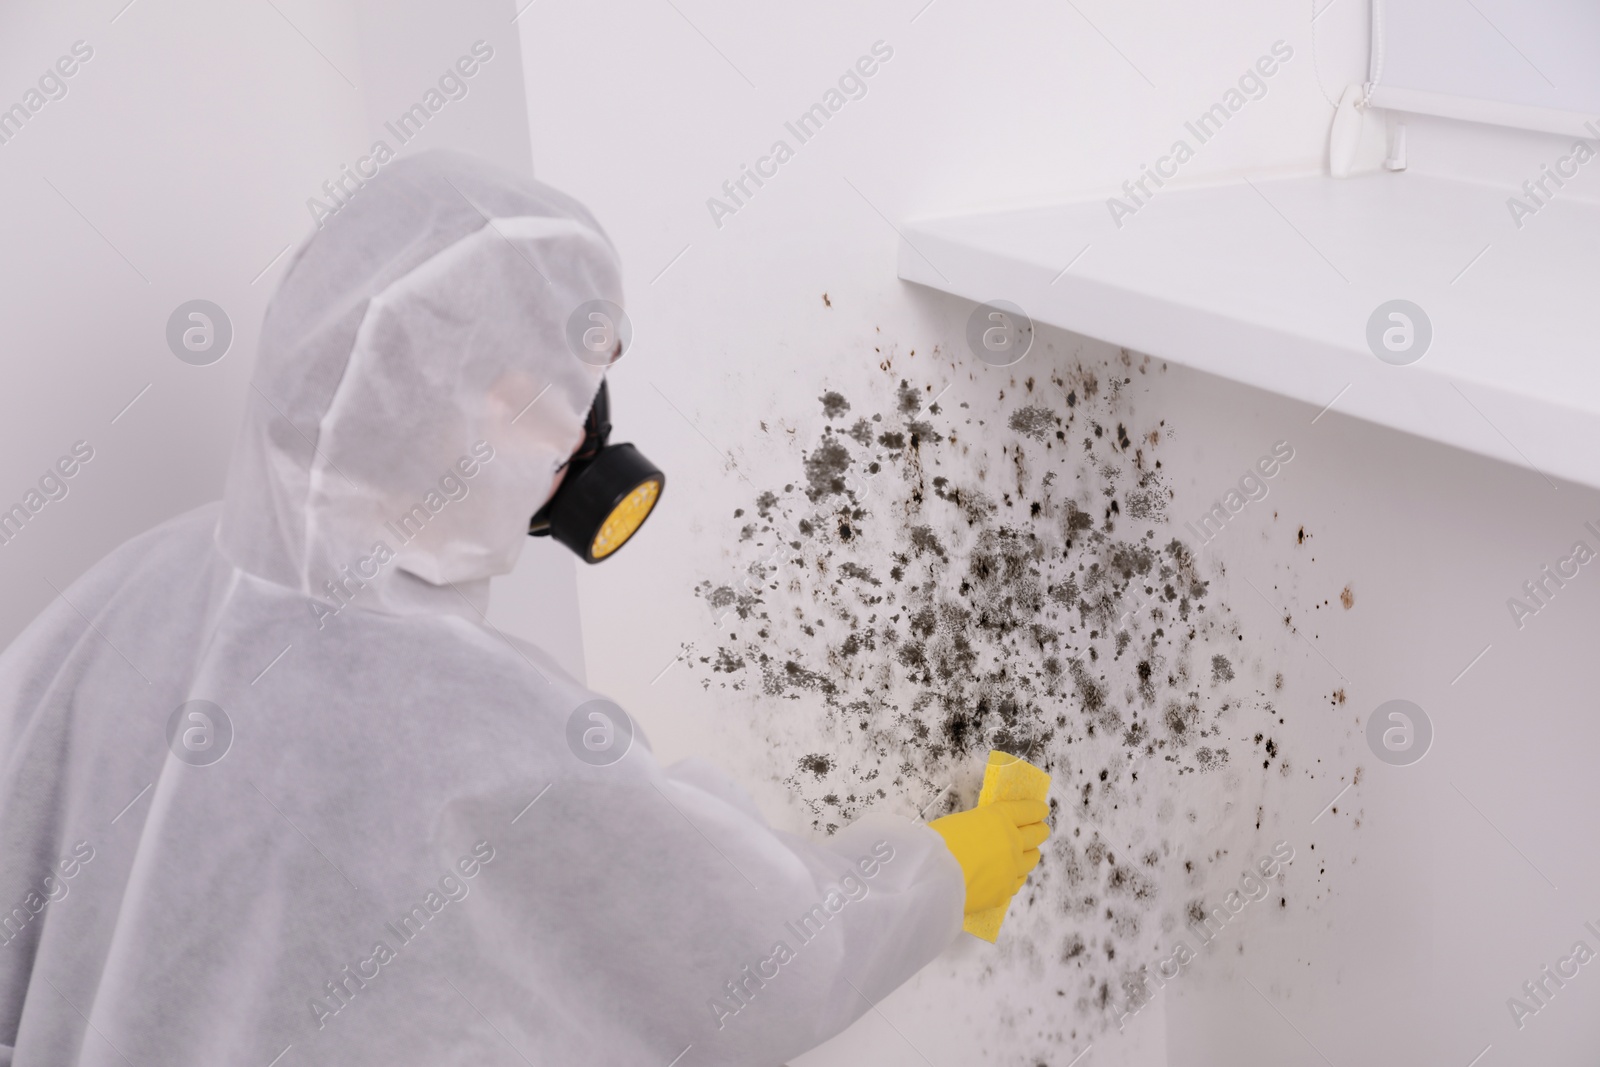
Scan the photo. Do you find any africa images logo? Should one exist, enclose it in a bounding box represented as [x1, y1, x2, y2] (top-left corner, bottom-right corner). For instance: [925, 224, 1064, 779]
[308, 841, 495, 1030]
[310, 442, 496, 628]
[708, 840, 896, 1031]
[306, 41, 496, 229]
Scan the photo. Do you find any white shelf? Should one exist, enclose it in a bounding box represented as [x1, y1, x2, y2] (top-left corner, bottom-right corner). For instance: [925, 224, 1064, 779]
[897, 171, 1600, 490]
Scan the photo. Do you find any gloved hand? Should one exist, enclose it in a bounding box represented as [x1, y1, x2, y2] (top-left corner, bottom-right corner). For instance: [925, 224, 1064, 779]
[929, 799, 1050, 914]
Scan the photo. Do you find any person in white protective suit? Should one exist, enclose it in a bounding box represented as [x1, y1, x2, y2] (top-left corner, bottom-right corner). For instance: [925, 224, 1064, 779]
[0, 150, 1048, 1066]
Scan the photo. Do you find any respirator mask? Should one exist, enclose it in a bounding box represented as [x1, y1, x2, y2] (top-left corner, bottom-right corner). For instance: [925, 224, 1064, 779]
[528, 380, 664, 563]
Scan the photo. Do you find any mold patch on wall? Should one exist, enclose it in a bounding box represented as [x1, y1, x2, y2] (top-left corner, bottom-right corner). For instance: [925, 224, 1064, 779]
[685, 345, 1296, 1047]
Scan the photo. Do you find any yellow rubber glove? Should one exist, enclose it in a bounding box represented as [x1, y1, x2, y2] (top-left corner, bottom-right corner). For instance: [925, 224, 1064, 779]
[929, 798, 1050, 915]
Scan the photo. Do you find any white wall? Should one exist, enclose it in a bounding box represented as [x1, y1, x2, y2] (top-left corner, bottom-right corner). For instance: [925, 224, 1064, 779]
[517, 2, 1600, 1065]
[0, 0, 586, 679]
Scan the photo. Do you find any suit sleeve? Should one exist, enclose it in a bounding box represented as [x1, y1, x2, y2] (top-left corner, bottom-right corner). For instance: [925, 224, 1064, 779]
[437, 749, 964, 1067]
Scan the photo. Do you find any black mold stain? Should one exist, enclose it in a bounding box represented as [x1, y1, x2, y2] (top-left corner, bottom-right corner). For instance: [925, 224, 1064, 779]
[819, 391, 850, 419]
[896, 379, 923, 416]
[688, 356, 1290, 1042]
[803, 437, 852, 502]
[798, 753, 833, 777]
[1008, 405, 1056, 440]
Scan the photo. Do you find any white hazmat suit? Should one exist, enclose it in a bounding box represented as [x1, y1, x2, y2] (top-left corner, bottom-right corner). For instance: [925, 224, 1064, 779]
[0, 151, 964, 1067]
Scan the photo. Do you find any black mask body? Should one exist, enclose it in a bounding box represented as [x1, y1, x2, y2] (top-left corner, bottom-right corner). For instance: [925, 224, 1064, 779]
[527, 381, 664, 563]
